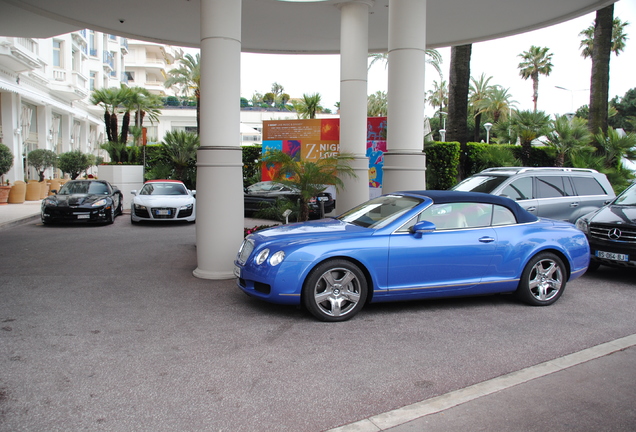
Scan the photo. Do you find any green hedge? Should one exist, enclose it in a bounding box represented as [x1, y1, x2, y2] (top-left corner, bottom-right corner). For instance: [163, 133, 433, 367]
[425, 142, 557, 190]
[425, 142, 460, 190]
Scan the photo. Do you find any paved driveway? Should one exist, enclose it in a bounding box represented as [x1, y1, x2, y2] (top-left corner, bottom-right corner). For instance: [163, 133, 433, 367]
[1, 218, 635, 431]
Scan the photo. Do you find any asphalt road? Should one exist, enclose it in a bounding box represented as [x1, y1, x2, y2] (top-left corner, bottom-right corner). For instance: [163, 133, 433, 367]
[1, 217, 635, 431]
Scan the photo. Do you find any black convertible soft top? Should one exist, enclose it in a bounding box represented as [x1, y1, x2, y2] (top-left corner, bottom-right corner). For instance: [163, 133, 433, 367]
[400, 190, 539, 224]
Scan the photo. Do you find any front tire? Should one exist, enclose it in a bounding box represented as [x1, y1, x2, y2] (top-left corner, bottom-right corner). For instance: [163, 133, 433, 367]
[516, 252, 566, 306]
[303, 259, 368, 322]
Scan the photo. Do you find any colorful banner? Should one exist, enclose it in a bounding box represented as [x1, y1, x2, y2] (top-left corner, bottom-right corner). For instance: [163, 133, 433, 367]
[262, 117, 387, 189]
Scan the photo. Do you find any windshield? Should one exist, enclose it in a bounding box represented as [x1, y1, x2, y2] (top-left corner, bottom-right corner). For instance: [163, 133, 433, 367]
[614, 183, 636, 206]
[140, 183, 187, 196]
[452, 175, 509, 193]
[337, 195, 424, 228]
[59, 181, 109, 195]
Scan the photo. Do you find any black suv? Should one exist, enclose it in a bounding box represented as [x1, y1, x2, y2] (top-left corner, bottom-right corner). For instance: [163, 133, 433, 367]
[452, 167, 615, 223]
[576, 181, 636, 270]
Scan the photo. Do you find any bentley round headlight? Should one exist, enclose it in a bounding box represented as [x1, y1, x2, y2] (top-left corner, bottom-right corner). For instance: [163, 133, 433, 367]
[255, 248, 270, 265]
[269, 251, 285, 266]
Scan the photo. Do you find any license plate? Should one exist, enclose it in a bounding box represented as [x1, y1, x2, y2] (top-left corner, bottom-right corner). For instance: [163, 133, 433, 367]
[233, 265, 241, 278]
[77, 214, 90, 219]
[317, 196, 329, 201]
[596, 250, 629, 262]
[156, 209, 171, 216]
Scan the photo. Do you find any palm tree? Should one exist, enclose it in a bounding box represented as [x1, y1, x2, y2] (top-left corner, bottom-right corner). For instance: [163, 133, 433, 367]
[90, 87, 121, 143]
[165, 53, 201, 133]
[545, 115, 592, 167]
[367, 91, 387, 117]
[294, 93, 323, 119]
[593, 127, 636, 170]
[447, 44, 472, 179]
[161, 130, 200, 183]
[581, 6, 629, 135]
[263, 149, 357, 221]
[124, 87, 163, 145]
[469, 73, 494, 142]
[579, 17, 629, 59]
[479, 85, 518, 123]
[368, 49, 444, 80]
[509, 110, 551, 164]
[517, 46, 554, 112]
[427, 80, 448, 125]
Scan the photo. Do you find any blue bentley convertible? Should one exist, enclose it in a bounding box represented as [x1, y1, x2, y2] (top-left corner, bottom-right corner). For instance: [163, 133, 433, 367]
[235, 191, 590, 321]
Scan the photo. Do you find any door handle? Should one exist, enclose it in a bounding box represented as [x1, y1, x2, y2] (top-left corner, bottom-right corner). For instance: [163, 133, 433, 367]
[525, 207, 536, 212]
[479, 236, 495, 243]
[570, 202, 579, 207]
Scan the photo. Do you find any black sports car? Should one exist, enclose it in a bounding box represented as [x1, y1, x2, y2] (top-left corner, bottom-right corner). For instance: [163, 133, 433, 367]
[244, 181, 335, 218]
[576, 181, 636, 270]
[41, 179, 123, 225]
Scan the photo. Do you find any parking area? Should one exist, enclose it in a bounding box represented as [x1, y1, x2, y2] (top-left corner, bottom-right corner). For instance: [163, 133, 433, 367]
[1, 216, 635, 431]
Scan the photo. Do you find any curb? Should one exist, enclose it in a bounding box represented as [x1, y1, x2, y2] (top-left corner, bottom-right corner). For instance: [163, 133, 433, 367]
[327, 334, 636, 432]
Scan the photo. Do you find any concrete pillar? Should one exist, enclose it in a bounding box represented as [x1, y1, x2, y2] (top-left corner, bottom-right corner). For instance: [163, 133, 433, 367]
[193, 0, 244, 280]
[383, 0, 427, 193]
[336, 0, 373, 213]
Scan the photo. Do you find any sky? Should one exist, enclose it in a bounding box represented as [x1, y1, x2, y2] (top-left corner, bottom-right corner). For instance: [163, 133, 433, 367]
[238, 0, 636, 119]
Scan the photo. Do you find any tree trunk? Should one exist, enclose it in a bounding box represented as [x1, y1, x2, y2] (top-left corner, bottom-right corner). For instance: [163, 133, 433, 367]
[532, 73, 539, 112]
[121, 111, 130, 144]
[104, 111, 112, 142]
[110, 115, 118, 145]
[588, 4, 613, 137]
[447, 44, 472, 180]
[473, 112, 482, 142]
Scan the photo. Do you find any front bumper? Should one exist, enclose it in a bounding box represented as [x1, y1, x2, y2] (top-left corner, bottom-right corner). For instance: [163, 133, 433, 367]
[42, 206, 110, 223]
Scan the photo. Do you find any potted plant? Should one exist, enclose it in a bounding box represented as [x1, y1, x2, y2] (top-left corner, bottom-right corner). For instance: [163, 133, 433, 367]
[28, 149, 58, 182]
[0, 143, 14, 204]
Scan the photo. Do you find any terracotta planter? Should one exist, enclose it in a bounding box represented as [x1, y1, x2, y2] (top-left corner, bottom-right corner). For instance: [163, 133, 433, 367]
[39, 181, 49, 199]
[7, 181, 26, 204]
[25, 182, 41, 201]
[0, 185, 10, 205]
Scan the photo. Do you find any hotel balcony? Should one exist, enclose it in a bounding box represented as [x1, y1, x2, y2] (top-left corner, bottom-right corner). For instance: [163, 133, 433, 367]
[0, 37, 44, 73]
[49, 69, 89, 101]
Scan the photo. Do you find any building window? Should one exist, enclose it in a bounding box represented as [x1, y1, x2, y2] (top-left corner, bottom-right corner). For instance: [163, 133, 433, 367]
[125, 71, 135, 82]
[90, 71, 96, 90]
[53, 40, 62, 67]
[89, 30, 97, 57]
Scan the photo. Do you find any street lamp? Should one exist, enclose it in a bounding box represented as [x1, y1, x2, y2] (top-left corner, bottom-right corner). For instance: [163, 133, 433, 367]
[439, 111, 447, 142]
[555, 86, 588, 114]
[484, 122, 492, 144]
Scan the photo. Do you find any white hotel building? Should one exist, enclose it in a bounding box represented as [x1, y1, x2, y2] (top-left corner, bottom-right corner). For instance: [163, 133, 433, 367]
[0, 30, 308, 183]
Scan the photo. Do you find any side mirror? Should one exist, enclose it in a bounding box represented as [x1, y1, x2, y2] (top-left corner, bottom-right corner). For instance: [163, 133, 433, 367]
[51, 189, 58, 195]
[191, 190, 196, 198]
[410, 220, 436, 236]
[131, 190, 137, 196]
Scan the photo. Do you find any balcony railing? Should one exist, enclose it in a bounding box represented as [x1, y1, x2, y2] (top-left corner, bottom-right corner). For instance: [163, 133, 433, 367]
[103, 50, 114, 70]
[53, 69, 66, 81]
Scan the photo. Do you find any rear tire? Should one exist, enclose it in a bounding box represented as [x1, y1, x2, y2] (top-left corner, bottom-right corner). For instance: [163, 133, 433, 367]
[516, 252, 566, 306]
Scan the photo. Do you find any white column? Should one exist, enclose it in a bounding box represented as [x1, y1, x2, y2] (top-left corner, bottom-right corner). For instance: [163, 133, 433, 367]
[336, 0, 373, 213]
[383, 0, 427, 193]
[0, 92, 22, 183]
[60, 114, 72, 153]
[193, 0, 244, 280]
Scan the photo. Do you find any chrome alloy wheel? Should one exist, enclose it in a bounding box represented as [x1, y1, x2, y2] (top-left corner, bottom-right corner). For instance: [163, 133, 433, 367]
[527, 258, 563, 302]
[304, 260, 368, 321]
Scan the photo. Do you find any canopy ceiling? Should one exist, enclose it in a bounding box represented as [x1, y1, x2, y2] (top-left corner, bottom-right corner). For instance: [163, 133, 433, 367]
[0, 0, 617, 53]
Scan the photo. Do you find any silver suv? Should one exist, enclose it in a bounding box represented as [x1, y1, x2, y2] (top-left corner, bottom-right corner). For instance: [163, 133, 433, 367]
[452, 167, 615, 223]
